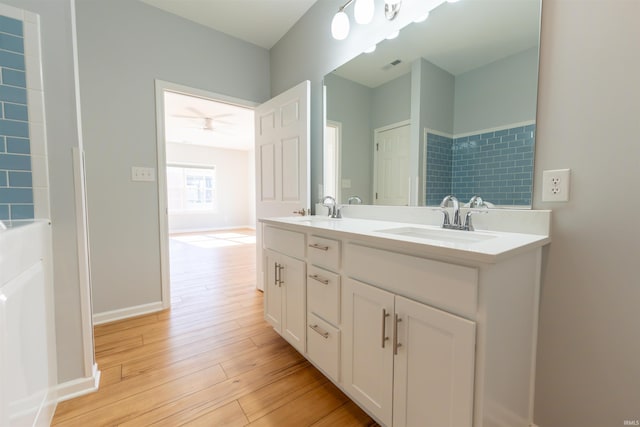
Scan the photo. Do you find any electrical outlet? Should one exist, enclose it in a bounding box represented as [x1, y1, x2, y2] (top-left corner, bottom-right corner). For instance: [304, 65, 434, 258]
[542, 169, 570, 202]
[131, 166, 155, 182]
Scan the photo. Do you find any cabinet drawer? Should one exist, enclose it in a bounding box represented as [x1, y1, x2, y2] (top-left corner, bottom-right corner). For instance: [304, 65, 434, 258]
[263, 225, 305, 259]
[307, 312, 340, 382]
[345, 243, 478, 319]
[307, 265, 340, 326]
[307, 235, 341, 271]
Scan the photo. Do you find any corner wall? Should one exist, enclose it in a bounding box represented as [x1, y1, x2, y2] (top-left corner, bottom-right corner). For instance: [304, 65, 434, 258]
[74, 0, 270, 315]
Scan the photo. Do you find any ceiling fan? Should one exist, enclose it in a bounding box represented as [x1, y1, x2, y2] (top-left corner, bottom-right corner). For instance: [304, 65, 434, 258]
[171, 107, 235, 132]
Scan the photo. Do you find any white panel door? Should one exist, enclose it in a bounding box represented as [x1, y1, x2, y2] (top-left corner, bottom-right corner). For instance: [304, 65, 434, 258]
[343, 279, 395, 426]
[374, 123, 410, 206]
[393, 296, 476, 427]
[255, 81, 310, 290]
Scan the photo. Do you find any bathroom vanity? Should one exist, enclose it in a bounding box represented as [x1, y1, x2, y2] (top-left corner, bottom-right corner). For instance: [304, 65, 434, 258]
[260, 209, 550, 427]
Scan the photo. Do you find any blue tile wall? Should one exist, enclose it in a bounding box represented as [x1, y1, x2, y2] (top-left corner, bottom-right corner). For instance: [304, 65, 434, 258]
[426, 133, 453, 206]
[0, 15, 33, 220]
[426, 124, 535, 206]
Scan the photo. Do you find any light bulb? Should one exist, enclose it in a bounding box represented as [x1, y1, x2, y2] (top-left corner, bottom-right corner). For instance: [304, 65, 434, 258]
[354, 0, 375, 25]
[414, 12, 429, 23]
[331, 11, 350, 40]
[447, 0, 460, 2]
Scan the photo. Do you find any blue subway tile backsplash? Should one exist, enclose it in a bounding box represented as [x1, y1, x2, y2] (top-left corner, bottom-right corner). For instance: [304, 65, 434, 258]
[0, 14, 33, 220]
[426, 124, 535, 206]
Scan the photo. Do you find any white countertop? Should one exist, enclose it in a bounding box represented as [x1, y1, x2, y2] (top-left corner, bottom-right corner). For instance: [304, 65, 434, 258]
[260, 216, 551, 265]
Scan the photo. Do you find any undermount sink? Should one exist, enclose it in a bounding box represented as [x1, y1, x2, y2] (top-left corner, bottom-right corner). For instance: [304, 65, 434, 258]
[375, 226, 497, 244]
[287, 216, 341, 225]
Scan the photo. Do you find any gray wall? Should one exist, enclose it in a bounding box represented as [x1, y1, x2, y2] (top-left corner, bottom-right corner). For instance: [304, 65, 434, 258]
[533, 1, 640, 425]
[371, 72, 411, 129]
[416, 58, 455, 135]
[454, 47, 539, 134]
[272, 0, 640, 425]
[2, 0, 87, 383]
[75, 0, 270, 314]
[324, 74, 373, 204]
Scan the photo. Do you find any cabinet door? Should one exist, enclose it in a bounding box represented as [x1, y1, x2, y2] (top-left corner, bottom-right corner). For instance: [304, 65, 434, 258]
[393, 296, 476, 427]
[343, 279, 395, 426]
[264, 251, 282, 333]
[280, 255, 306, 353]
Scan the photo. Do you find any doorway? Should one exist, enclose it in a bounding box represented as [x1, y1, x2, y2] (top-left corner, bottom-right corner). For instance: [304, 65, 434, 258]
[155, 80, 258, 307]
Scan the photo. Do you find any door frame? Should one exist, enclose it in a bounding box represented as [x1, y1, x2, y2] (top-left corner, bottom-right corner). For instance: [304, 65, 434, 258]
[372, 119, 410, 205]
[324, 120, 342, 202]
[154, 80, 257, 309]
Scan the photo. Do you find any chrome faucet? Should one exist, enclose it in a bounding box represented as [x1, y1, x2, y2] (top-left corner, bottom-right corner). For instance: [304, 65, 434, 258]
[440, 195, 462, 229]
[322, 196, 341, 218]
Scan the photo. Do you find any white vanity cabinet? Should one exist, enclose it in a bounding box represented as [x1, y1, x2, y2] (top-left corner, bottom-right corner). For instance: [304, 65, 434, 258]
[263, 226, 306, 353]
[261, 215, 548, 427]
[344, 244, 477, 427]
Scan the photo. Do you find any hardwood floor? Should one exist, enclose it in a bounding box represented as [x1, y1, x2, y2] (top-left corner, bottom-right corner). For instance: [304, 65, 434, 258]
[52, 229, 378, 426]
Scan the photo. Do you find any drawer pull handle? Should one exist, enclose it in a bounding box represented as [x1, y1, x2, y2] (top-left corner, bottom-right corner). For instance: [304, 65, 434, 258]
[308, 243, 329, 251]
[309, 324, 329, 339]
[393, 314, 403, 355]
[381, 309, 390, 348]
[308, 274, 329, 285]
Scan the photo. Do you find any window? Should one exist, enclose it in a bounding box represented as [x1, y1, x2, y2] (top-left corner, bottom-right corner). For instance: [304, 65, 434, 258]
[167, 165, 216, 212]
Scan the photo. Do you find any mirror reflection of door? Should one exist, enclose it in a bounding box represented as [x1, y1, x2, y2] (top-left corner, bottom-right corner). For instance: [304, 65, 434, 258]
[374, 123, 410, 206]
[324, 121, 341, 201]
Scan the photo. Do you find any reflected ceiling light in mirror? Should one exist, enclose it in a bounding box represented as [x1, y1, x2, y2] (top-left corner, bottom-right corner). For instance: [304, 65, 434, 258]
[386, 29, 400, 40]
[413, 11, 429, 23]
[354, 0, 375, 25]
[363, 44, 377, 53]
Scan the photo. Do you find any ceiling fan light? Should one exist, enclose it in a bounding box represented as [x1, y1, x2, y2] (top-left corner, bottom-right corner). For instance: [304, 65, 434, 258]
[354, 0, 375, 25]
[331, 11, 350, 40]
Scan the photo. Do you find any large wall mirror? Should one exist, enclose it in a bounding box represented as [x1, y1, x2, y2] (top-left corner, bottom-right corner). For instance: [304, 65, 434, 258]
[323, 0, 542, 207]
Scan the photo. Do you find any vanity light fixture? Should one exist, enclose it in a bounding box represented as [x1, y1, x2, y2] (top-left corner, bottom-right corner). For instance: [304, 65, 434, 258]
[363, 44, 377, 53]
[331, 0, 402, 40]
[354, 0, 375, 24]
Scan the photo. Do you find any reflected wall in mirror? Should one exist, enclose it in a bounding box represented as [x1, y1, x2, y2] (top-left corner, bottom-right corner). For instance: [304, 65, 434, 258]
[323, 0, 542, 207]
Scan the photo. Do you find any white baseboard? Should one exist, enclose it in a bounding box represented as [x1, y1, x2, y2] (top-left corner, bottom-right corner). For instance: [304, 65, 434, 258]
[93, 301, 165, 325]
[169, 224, 255, 234]
[56, 363, 100, 403]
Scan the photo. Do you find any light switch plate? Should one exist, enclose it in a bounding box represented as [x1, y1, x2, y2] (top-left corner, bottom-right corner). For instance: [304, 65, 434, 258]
[542, 169, 570, 202]
[131, 167, 155, 182]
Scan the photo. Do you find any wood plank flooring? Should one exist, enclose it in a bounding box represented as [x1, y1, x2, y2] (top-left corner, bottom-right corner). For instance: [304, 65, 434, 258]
[52, 229, 378, 426]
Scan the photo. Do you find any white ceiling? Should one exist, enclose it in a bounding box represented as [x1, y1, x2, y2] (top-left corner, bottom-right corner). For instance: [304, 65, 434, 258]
[139, 0, 319, 49]
[164, 91, 254, 151]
